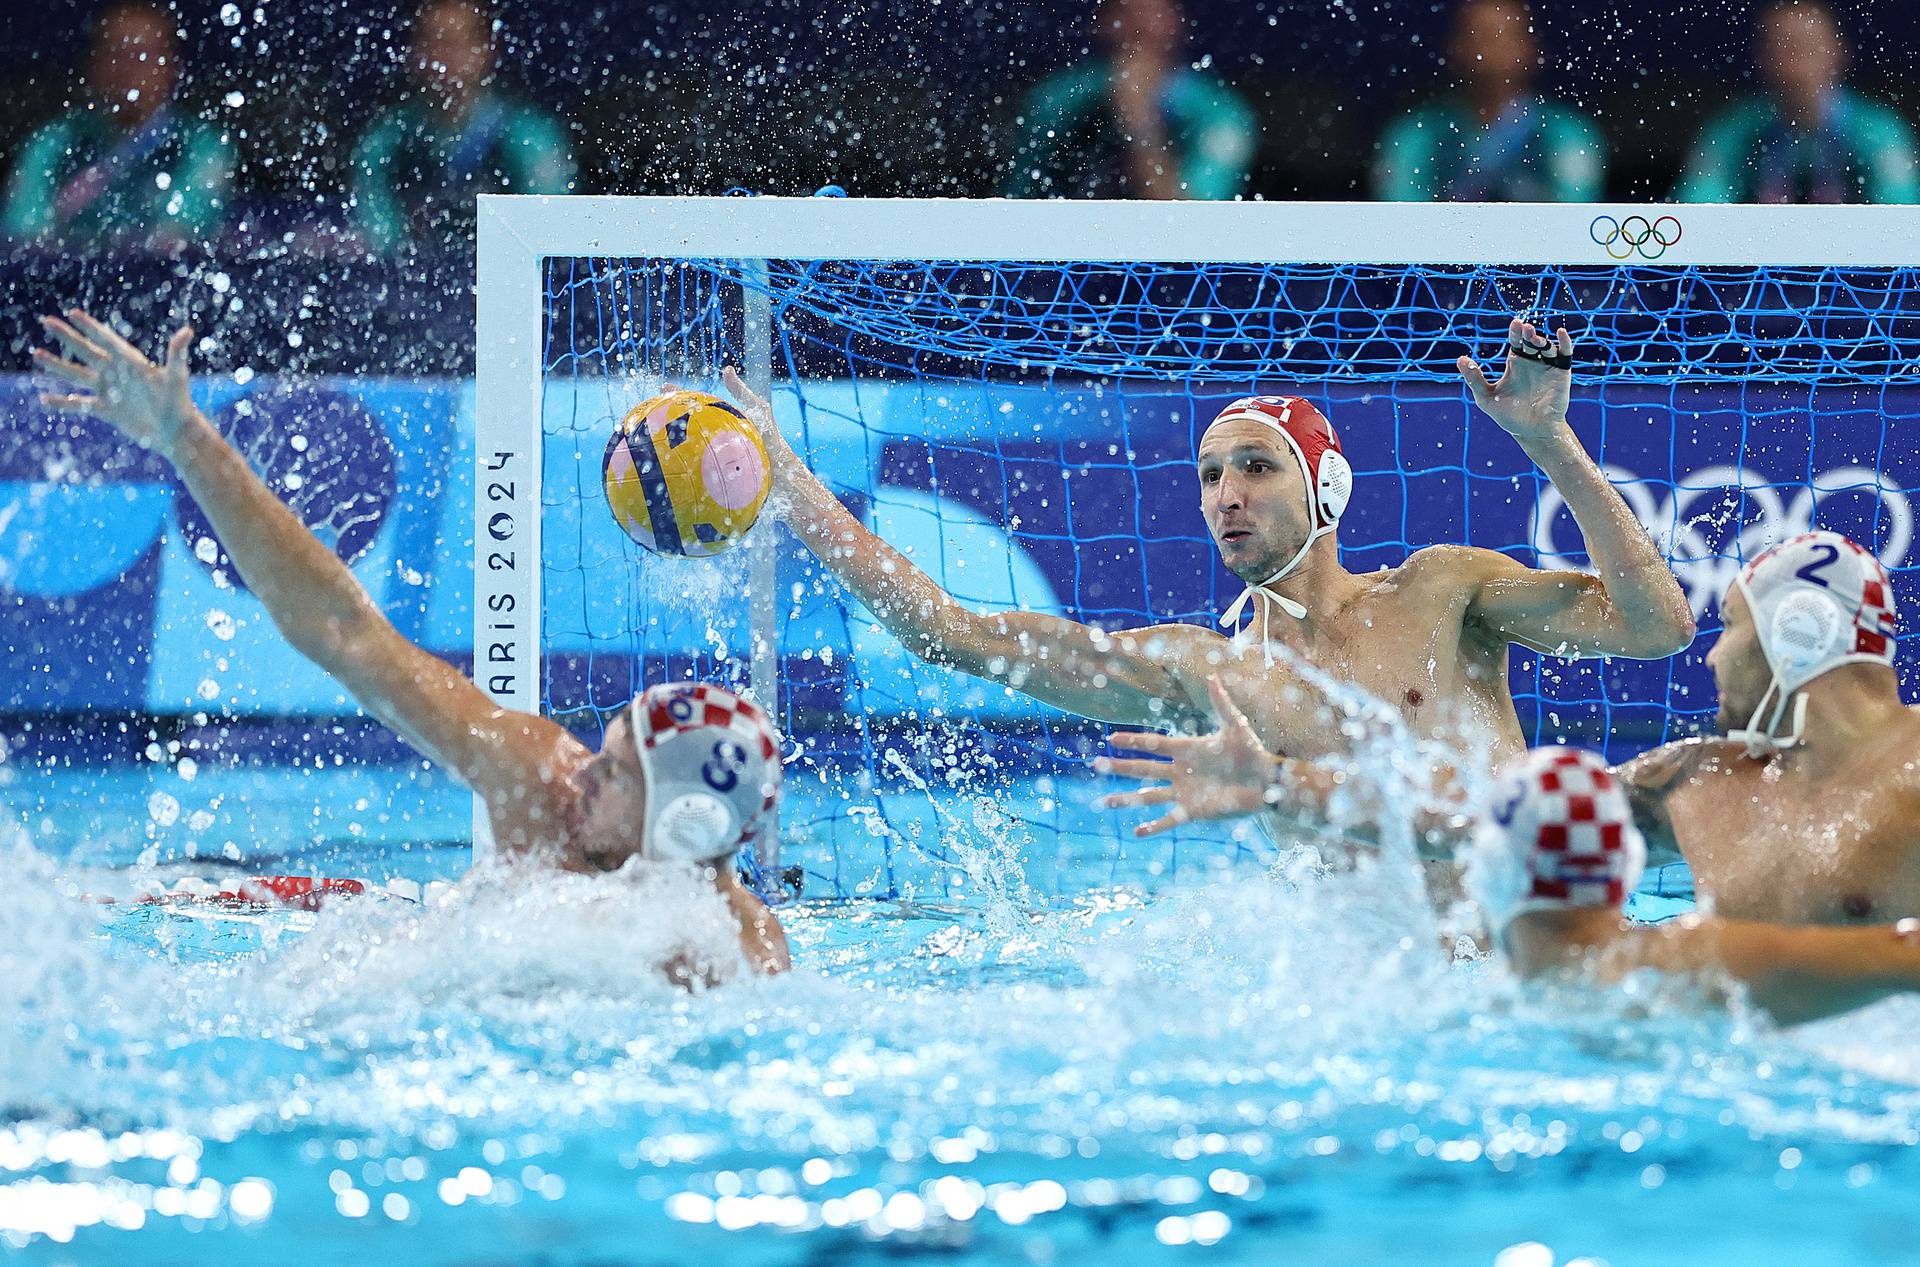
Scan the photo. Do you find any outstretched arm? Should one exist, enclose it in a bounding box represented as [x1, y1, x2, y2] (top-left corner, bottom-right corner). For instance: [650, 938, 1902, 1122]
[34, 311, 569, 792]
[1458, 318, 1695, 659]
[723, 368, 1206, 729]
[1628, 916, 1920, 1027]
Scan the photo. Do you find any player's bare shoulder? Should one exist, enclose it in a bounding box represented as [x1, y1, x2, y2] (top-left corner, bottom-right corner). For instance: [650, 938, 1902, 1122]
[1617, 735, 1733, 795]
[1116, 619, 1237, 720]
[1398, 543, 1526, 590]
[1357, 544, 1512, 618]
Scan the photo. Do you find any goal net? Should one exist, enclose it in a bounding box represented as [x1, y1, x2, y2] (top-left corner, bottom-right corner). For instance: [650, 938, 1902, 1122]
[477, 198, 1918, 898]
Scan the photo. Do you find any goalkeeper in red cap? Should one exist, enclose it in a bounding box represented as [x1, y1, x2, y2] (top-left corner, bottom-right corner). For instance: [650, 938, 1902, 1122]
[726, 317, 1692, 764]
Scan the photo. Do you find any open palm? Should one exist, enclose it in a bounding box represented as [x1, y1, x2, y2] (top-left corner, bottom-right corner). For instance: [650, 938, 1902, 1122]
[1456, 316, 1575, 440]
[34, 310, 198, 457]
[1095, 677, 1277, 837]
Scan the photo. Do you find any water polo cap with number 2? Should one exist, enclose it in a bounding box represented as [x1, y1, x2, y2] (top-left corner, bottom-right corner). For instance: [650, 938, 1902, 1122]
[629, 683, 782, 865]
[1729, 531, 1896, 757]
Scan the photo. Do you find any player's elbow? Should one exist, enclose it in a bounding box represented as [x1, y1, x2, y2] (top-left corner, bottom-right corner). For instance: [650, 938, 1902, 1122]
[1622, 594, 1697, 658]
[1590, 579, 1695, 659]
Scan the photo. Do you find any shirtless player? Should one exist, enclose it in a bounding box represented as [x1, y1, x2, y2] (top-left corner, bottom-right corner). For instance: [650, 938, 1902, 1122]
[1490, 747, 1920, 1027]
[1619, 530, 1920, 924]
[33, 310, 788, 976]
[724, 318, 1692, 764]
[1099, 530, 1919, 927]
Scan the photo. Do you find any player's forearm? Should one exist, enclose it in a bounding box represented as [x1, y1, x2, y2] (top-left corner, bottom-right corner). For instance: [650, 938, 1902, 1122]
[1517, 423, 1694, 652]
[167, 412, 386, 663]
[775, 463, 988, 670]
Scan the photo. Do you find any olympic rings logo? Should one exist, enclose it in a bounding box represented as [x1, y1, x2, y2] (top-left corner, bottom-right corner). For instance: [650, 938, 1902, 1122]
[1589, 214, 1683, 260]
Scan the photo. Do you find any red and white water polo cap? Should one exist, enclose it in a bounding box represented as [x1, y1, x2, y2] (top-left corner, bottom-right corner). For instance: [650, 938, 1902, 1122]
[1208, 396, 1354, 631]
[1728, 530, 1897, 756]
[1208, 395, 1351, 538]
[1478, 747, 1645, 926]
[628, 682, 782, 867]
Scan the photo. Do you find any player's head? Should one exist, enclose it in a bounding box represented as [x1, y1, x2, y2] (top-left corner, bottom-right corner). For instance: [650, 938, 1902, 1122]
[1448, 0, 1539, 95]
[1709, 531, 1896, 754]
[1199, 397, 1351, 637]
[1757, 0, 1845, 106]
[1094, 0, 1186, 60]
[572, 683, 782, 878]
[1476, 746, 1645, 940]
[413, 0, 495, 93]
[89, 1, 180, 119]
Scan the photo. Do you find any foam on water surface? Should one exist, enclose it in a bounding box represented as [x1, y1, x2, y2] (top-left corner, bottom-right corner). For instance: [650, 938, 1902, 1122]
[5, 771, 1920, 1263]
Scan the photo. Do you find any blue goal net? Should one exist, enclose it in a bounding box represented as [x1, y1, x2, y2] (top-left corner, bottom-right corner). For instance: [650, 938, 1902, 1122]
[539, 255, 1920, 899]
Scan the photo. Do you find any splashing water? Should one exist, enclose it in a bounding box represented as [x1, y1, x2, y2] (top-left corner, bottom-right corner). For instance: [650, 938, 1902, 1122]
[6, 716, 1920, 1262]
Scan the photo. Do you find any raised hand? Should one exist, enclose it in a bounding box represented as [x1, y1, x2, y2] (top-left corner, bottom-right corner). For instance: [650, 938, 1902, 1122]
[1093, 676, 1278, 837]
[719, 366, 802, 480]
[1456, 316, 1575, 441]
[34, 311, 198, 458]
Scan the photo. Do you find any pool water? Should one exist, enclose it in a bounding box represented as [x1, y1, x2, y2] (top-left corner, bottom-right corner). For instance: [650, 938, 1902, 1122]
[3, 759, 1919, 1266]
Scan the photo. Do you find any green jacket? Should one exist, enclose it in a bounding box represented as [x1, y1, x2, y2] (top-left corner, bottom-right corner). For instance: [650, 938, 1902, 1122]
[3, 106, 234, 248]
[1675, 89, 1919, 204]
[1003, 62, 1257, 200]
[1373, 97, 1604, 202]
[351, 93, 574, 255]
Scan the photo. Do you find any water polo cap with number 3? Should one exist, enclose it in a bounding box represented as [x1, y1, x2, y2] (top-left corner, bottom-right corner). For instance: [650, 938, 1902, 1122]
[1481, 746, 1646, 929]
[629, 683, 782, 868]
[1728, 531, 1896, 757]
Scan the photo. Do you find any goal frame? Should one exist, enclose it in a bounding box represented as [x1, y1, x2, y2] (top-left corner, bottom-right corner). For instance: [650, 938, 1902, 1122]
[472, 194, 1919, 859]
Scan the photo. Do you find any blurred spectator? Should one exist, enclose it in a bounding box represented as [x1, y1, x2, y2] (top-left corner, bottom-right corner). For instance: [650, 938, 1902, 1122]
[351, 0, 574, 256]
[1372, 0, 1602, 202]
[1675, 0, 1917, 204]
[1002, 0, 1255, 200]
[2, 2, 233, 250]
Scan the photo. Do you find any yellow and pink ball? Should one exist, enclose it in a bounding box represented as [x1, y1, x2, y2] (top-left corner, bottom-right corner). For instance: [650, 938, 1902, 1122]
[602, 390, 771, 557]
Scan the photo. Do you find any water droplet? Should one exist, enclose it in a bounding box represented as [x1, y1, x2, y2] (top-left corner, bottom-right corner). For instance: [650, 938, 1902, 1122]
[148, 791, 180, 827]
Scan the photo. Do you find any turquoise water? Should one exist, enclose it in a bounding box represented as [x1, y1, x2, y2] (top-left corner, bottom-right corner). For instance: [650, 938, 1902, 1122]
[4, 759, 1920, 1265]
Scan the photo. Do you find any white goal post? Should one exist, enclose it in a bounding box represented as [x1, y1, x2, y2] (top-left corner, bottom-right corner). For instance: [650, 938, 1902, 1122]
[471, 194, 1919, 861]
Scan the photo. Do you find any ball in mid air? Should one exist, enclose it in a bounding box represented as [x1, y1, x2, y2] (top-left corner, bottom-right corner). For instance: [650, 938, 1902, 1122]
[602, 389, 770, 557]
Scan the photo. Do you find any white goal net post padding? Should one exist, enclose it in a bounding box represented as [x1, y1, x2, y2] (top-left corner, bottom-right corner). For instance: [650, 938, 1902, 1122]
[472, 196, 1919, 883]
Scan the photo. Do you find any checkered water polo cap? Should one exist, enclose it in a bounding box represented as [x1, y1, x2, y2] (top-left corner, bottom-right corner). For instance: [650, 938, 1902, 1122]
[1728, 530, 1897, 756]
[1483, 747, 1645, 925]
[1207, 396, 1353, 637]
[629, 683, 782, 867]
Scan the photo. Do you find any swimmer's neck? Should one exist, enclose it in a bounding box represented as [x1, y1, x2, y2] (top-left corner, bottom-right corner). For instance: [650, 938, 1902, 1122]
[1773, 665, 1908, 771]
[1247, 537, 1358, 637]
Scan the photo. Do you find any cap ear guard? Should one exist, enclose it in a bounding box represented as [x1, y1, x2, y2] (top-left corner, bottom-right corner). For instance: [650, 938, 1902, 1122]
[648, 792, 741, 863]
[1316, 449, 1353, 525]
[1767, 590, 1845, 675]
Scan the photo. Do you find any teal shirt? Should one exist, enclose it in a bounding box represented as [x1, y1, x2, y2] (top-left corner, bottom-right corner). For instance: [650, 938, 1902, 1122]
[1373, 97, 1604, 202]
[2, 107, 234, 248]
[1675, 89, 1919, 204]
[1003, 62, 1257, 200]
[351, 93, 574, 255]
